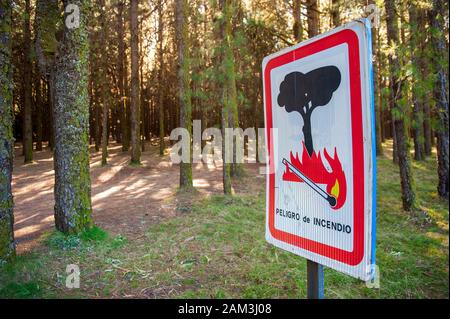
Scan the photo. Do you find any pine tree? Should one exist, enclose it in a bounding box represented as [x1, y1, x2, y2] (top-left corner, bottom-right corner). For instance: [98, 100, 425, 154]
[176, 0, 193, 190]
[293, 0, 303, 42]
[130, 0, 141, 165]
[430, 0, 449, 199]
[100, 0, 110, 166]
[371, 0, 383, 156]
[385, 0, 416, 211]
[22, 0, 33, 163]
[117, 0, 129, 152]
[53, 0, 94, 233]
[34, 0, 58, 152]
[0, 0, 16, 262]
[409, 1, 425, 161]
[307, 0, 319, 38]
[34, 69, 43, 152]
[331, 0, 340, 27]
[157, 0, 165, 156]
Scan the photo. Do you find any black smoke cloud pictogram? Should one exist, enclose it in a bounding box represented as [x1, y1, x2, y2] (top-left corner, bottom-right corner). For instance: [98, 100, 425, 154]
[277, 66, 341, 156]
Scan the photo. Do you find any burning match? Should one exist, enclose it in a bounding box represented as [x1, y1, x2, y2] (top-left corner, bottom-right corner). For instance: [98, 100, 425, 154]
[282, 158, 337, 208]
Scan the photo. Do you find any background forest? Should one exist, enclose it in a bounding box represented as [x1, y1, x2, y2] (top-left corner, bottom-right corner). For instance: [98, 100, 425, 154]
[0, 0, 448, 299]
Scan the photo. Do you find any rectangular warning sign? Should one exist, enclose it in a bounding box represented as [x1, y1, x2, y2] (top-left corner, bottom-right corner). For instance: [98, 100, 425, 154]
[262, 19, 376, 280]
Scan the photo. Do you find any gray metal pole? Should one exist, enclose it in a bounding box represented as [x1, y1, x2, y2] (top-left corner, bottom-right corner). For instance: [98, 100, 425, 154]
[307, 260, 324, 299]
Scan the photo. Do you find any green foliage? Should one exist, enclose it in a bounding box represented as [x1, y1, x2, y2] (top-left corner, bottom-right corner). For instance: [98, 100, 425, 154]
[46, 226, 108, 250]
[0, 281, 42, 298]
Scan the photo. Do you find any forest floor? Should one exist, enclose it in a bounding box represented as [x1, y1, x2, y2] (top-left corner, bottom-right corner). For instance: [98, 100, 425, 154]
[0, 140, 448, 298]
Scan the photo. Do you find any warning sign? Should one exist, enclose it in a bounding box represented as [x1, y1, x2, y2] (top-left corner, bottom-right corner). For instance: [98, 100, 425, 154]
[263, 20, 376, 280]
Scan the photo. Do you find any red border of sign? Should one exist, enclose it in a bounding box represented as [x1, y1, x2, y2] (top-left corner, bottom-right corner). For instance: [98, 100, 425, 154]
[264, 29, 364, 266]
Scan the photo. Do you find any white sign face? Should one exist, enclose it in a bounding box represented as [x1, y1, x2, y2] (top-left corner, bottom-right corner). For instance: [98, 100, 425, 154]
[263, 20, 376, 280]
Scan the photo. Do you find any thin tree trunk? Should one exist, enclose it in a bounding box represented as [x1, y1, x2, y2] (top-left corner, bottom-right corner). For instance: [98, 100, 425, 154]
[23, 0, 33, 163]
[293, 0, 303, 42]
[409, 3, 425, 161]
[176, 0, 193, 190]
[35, 70, 43, 151]
[117, 0, 129, 151]
[218, 0, 232, 194]
[0, 0, 15, 262]
[100, 0, 109, 166]
[48, 75, 55, 150]
[430, 0, 449, 198]
[158, 0, 165, 156]
[372, 0, 383, 156]
[392, 113, 398, 163]
[385, 0, 415, 211]
[225, 1, 242, 178]
[34, 0, 58, 151]
[94, 90, 101, 152]
[307, 0, 319, 38]
[139, 17, 146, 153]
[53, 0, 93, 233]
[130, 0, 141, 164]
[331, 0, 340, 27]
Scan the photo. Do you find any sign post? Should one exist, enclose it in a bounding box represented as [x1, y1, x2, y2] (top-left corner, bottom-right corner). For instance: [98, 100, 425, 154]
[307, 260, 324, 299]
[262, 19, 377, 298]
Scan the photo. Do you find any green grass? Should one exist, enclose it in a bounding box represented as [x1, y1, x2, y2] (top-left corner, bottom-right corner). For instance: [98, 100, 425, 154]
[0, 150, 448, 299]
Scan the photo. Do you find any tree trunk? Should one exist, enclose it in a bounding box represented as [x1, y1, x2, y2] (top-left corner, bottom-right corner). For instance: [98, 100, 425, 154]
[176, 0, 193, 190]
[430, 0, 449, 199]
[331, 0, 340, 27]
[53, 0, 94, 233]
[48, 75, 55, 151]
[385, 0, 415, 211]
[94, 91, 101, 152]
[225, 1, 242, 178]
[35, 70, 43, 151]
[0, 0, 15, 262]
[423, 62, 433, 156]
[293, 0, 303, 42]
[100, 0, 109, 166]
[158, 0, 165, 156]
[372, 0, 383, 156]
[218, 0, 232, 194]
[307, 0, 319, 38]
[409, 3, 425, 161]
[22, 0, 33, 163]
[139, 17, 146, 153]
[117, 0, 129, 152]
[35, 0, 58, 151]
[130, 0, 141, 164]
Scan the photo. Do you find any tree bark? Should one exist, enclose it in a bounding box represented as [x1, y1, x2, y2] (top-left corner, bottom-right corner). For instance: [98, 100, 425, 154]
[158, 0, 165, 156]
[53, 0, 94, 233]
[409, 3, 425, 161]
[331, 0, 340, 27]
[0, 0, 15, 262]
[34, 0, 60, 152]
[293, 0, 303, 42]
[385, 0, 415, 211]
[35, 70, 43, 151]
[176, 0, 193, 190]
[139, 17, 146, 153]
[130, 0, 141, 164]
[22, 0, 33, 163]
[100, 0, 109, 166]
[371, 0, 383, 156]
[430, 0, 449, 199]
[218, 0, 232, 194]
[307, 0, 319, 38]
[117, 0, 129, 151]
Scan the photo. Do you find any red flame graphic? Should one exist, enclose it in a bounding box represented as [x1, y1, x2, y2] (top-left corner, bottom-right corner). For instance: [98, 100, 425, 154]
[283, 142, 347, 210]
